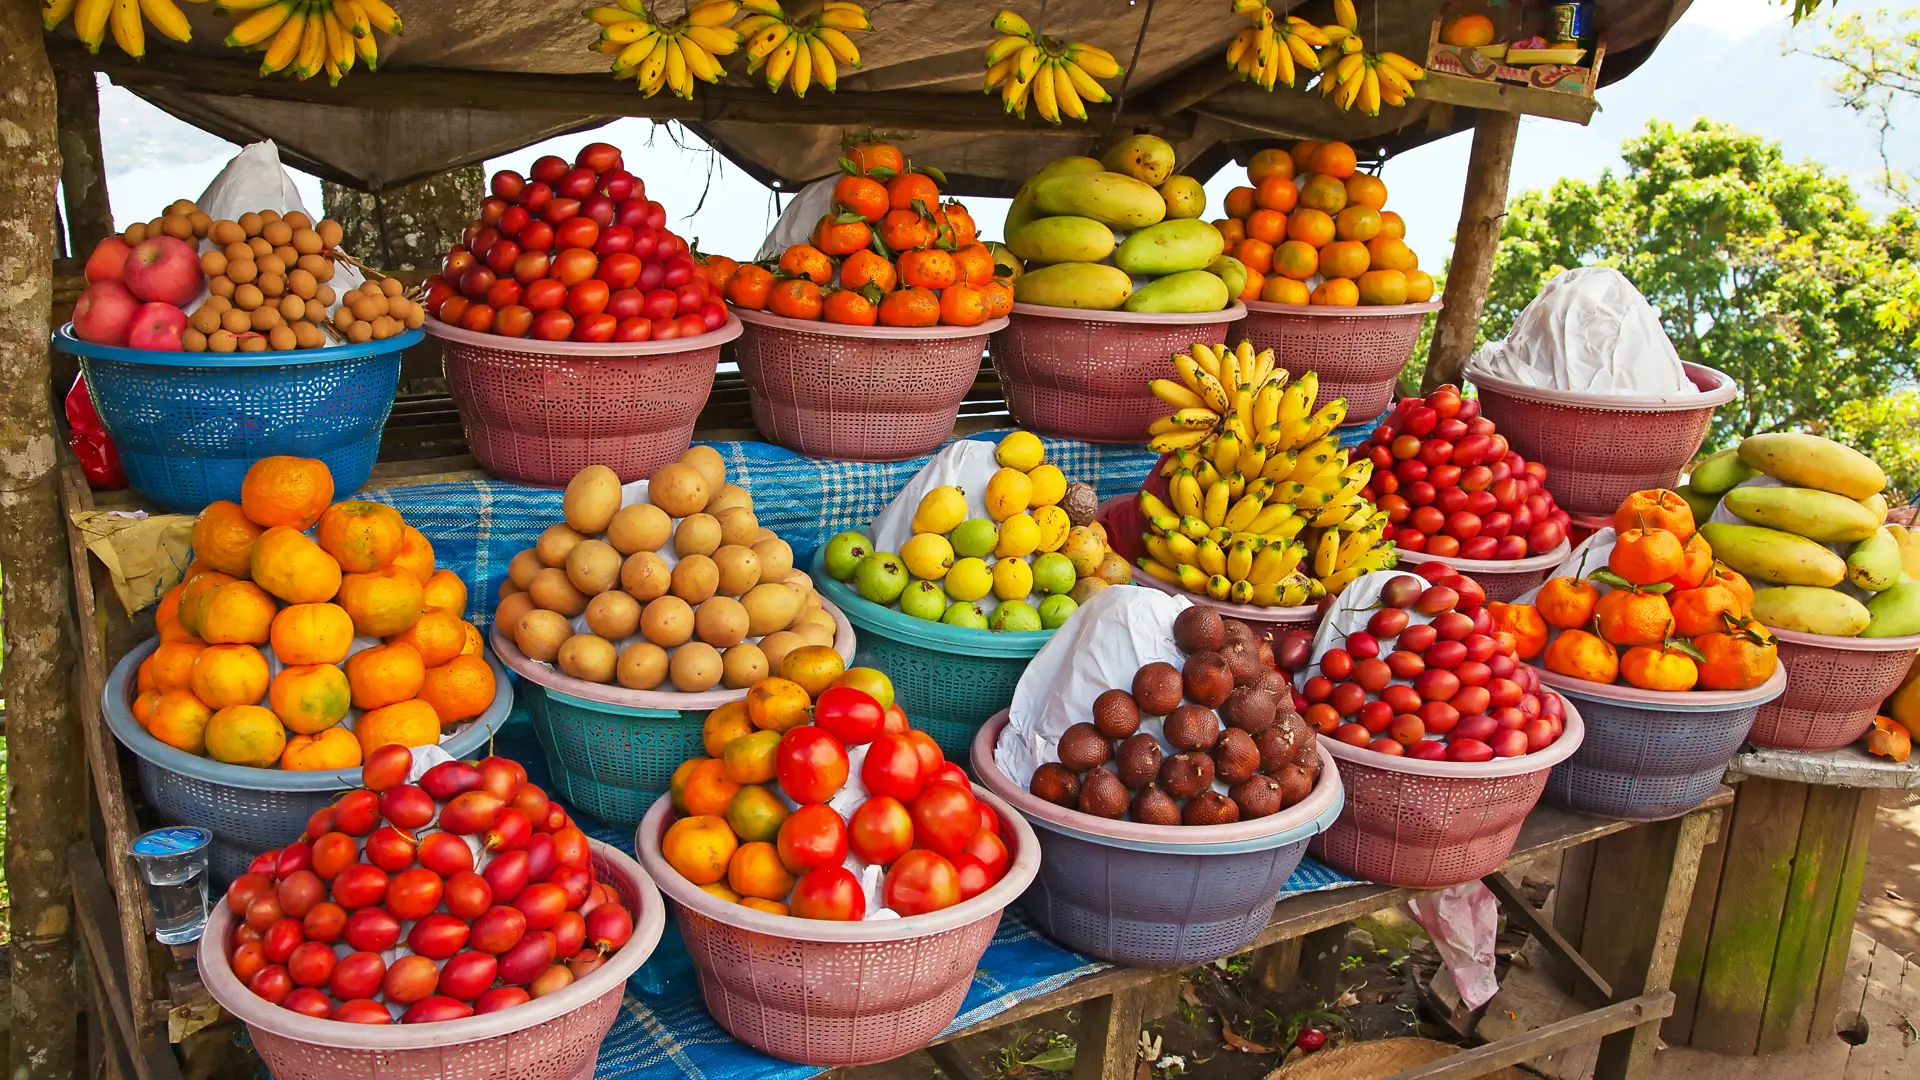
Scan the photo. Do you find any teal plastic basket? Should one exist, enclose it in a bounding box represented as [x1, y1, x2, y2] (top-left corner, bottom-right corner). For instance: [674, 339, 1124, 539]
[810, 551, 1053, 761]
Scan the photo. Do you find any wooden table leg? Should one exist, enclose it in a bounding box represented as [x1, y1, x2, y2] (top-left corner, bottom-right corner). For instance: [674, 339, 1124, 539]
[1591, 809, 1718, 1080]
[1073, 978, 1169, 1080]
[1251, 937, 1303, 994]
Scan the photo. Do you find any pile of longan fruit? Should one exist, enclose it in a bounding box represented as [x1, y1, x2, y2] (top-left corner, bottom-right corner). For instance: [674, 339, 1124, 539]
[333, 278, 426, 344]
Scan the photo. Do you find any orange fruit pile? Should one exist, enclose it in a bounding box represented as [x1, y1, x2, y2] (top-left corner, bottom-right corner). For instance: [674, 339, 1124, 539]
[1216, 141, 1436, 309]
[1518, 489, 1779, 692]
[132, 456, 493, 771]
[713, 142, 1012, 328]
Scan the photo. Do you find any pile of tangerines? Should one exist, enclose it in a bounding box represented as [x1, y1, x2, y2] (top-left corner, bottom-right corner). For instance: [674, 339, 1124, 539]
[1214, 139, 1437, 308]
[699, 141, 1013, 329]
[1490, 489, 1779, 693]
[133, 456, 497, 771]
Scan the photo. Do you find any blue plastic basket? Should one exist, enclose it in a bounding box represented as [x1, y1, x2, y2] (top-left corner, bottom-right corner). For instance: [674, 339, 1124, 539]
[1541, 664, 1787, 821]
[53, 325, 418, 512]
[811, 551, 1053, 761]
[520, 679, 708, 830]
[103, 637, 514, 883]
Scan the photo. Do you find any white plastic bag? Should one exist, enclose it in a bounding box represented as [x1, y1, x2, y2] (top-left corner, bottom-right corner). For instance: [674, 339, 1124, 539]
[1408, 882, 1502, 1009]
[867, 440, 1019, 616]
[1466, 267, 1693, 397]
[1301, 569, 1426, 673]
[186, 141, 364, 312]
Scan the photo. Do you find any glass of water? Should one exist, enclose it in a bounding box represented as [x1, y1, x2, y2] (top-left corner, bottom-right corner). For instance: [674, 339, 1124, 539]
[128, 826, 212, 945]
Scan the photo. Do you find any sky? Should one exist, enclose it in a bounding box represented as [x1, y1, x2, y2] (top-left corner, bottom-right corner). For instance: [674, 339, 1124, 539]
[91, 0, 1897, 276]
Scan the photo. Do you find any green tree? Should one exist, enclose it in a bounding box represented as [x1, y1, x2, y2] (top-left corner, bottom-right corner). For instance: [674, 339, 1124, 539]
[1472, 119, 1919, 455]
[1794, 6, 1919, 206]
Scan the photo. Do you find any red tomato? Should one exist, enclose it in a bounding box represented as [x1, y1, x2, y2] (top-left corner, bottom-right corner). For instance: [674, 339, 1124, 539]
[790, 866, 865, 921]
[976, 802, 1001, 836]
[530, 155, 568, 185]
[331, 998, 393, 1024]
[606, 287, 644, 320]
[962, 828, 1009, 881]
[500, 204, 530, 238]
[775, 726, 850, 804]
[883, 850, 961, 916]
[556, 217, 600, 251]
[613, 317, 652, 342]
[531, 309, 575, 341]
[484, 278, 522, 310]
[597, 253, 642, 290]
[512, 251, 550, 284]
[672, 313, 707, 338]
[881, 704, 910, 734]
[524, 278, 567, 312]
[460, 302, 496, 334]
[595, 225, 634, 256]
[519, 220, 555, 251]
[775, 803, 848, 874]
[641, 288, 678, 322]
[566, 279, 610, 317]
[909, 783, 979, 859]
[387, 868, 445, 922]
[813, 686, 884, 747]
[904, 730, 944, 777]
[927, 762, 969, 790]
[952, 853, 991, 901]
[494, 304, 533, 338]
[551, 248, 597, 286]
[860, 734, 925, 802]
[848, 796, 913, 866]
[484, 239, 521, 276]
[542, 197, 581, 225]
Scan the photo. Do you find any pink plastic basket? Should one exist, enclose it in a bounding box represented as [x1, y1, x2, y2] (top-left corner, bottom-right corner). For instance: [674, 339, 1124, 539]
[635, 788, 1041, 1067]
[1311, 700, 1585, 889]
[1464, 361, 1739, 517]
[1239, 300, 1442, 421]
[1747, 627, 1920, 751]
[991, 302, 1246, 443]
[731, 307, 1005, 461]
[431, 314, 740, 486]
[1390, 542, 1571, 603]
[198, 839, 664, 1080]
[1131, 569, 1321, 637]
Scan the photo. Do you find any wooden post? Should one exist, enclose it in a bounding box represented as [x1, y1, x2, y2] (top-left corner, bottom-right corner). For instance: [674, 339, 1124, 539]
[1422, 109, 1520, 392]
[1, 1, 82, 1076]
[56, 68, 114, 256]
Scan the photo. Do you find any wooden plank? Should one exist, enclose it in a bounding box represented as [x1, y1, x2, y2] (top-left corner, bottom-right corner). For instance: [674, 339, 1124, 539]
[1384, 993, 1673, 1080]
[1071, 978, 1167, 1080]
[1815, 790, 1881, 1048]
[1483, 872, 1611, 1001]
[1552, 838, 1598, 958]
[924, 966, 1155, 1048]
[1569, 828, 1665, 1007]
[1251, 937, 1302, 994]
[69, 843, 184, 1080]
[1689, 778, 1810, 1055]
[1728, 746, 1920, 791]
[1760, 785, 1868, 1052]
[1414, 71, 1601, 124]
[1664, 796, 1731, 1046]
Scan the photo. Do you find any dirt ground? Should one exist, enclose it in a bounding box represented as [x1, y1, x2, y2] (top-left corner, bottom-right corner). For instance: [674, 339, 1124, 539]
[1857, 793, 1920, 956]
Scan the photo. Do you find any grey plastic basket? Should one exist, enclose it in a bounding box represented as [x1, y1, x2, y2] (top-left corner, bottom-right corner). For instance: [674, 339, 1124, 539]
[1539, 664, 1786, 821]
[104, 638, 515, 882]
[971, 713, 1343, 967]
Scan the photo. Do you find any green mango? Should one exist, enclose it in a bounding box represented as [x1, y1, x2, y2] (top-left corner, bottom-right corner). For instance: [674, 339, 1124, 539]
[1114, 219, 1226, 277]
[1723, 484, 1883, 543]
[1687, 448, 1758, 496]
[1100, 134, 1176, 185]
[1122, 270, 1230, 314]
[1031, 171, 1168, 230]
[1676, 484, 1720, 527]
[1012, 262, 1133, 310]
[1739, 432, 1887, 499]
[1699, 522, 1847, 587]
[1750, 586, 1872, 637]
[1007, 216, 1116, 266]
[1003, 156, 1105, 239]
[1847, 527, 1902, 592]
[1206, 256, 1248, 303]
[1863, 580, 1920, 638]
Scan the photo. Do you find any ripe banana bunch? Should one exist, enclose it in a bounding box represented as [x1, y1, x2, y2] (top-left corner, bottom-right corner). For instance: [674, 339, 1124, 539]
[52, 0, 204, 58]
[1148, 341, 1348, 462]
[1224, 3, 1327, 90]
[983, 9, 1119, 122]
[215, 0, 400, 83]
[1303, 511, 1399, 594]
[590, 0, 744, 99]
[735, 0, 869, 97]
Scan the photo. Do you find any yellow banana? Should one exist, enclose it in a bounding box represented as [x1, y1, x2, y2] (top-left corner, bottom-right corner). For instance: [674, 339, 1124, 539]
[355, 0, 399, 34]
[137, 0, 191, 41]
[738, 0, 783, 15]
[1151, 378, 1209, 412]
[1250, 541, 1303, 584]
[1147, 429, 1210, 454]
[351, 7, 379, 66]
[1196, 369, 1231, 413]
[635, 37, 671, 94]
[1178, 515, 1211, 540]
[991, 8, 1033, 37]
[1059, 57, 1112, 102]
[1333, 0, 1357, 32]
[1247, 502, 1295, 535]
[1261, 449, 1299, 482]
[817, 25, 860, 65]
[1227, 539, 1255, 582]
[819, 1, 869, 31]
[1376, 60, 1412, 97]
[984, 54, 1019, 92]
[1166, 531, 1201, 567]
[1136, 558, 1182, 587]
[1359, 65, 1381, 115]
[1224, 488, 1267, 533]
[1032, 58, 1060, 122]
[1380, 50, 1425, 79]
[1003, 43, 1041, 116]
[1053, 61, 1086, 120]
[322, 10, 352, 80]
[604, 18, 660, 43]
[335, 0, 371, 38]
[664, 38, 692, 97]
[1195, 537, 1228, 577]
[689, 0, 738, 26]
[745, 20, 790, 65]
[108, 0, 143, 56]
[1175, 563, 1210, 594]
[686, 24, 740, 57]
[763, 33, 798, 87]
[1304, 398, 1349, 441]
[734, 12, 778, 35]
[1239, 442, 1268, 482]
[1144, 535, 1183, 571]
[44, 0, 77, 30]
[1139, 490, 1179, 520]
[1276, 380, 1312, 427]
[809, 35, 838, 90]
[1206, 574, 1233, 600]
[1172, 352, 1210, 397]
[1226, 26, 1256, 70]
[787, 30, 812, 94]
[985, 33, 1029, 66]
[1169, 470, 1202, 519]
[1068, 41, 1121, 78]
[1225, 468, 1247, 502]
[259, 7, 305, 72]
[294, 10, 325, 78]
[1288, 16, 1328, 46]
[1203, 480, 1231, 529]
[586, 6, 638, 26]
[1191, 458, 1221, 490]
[1212, 429, 1241, 477]
[614, 30, 661, 73]
[228, 0, 294, 47]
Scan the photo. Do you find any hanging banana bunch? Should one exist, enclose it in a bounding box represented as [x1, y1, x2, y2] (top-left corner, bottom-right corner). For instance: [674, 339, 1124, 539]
[1224, 1, 1328, 90]
[732, 0, 869, 97]
[588, 0, 745, 99]
[210, 0, 401, 83]
[49, 0, 204, 58]
[982, 8, 1120, 122]
[1302, 0, 1423, 112]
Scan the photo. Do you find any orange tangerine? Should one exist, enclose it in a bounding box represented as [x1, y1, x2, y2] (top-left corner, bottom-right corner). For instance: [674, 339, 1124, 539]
[702, 882, 742, 903]
[662, 815, 737, 885]
[458, 621, 484, 657]
[1377, 210, 1406, 239]
[1245, 208, 1287, 245]
[150, 639, 208, 692]
[177, 569, 239, 638]
[1238, 270, 1266, 303]
[1234, 238, 1274, 275]
[155, 585, 182, 630]
[1357, 269, 1409, 306]
[391, 526, 435, 584]
[1405, 269, 1435, 303]
[280, 726, 361, 771]
[681, 758, 741, 817]
[1223, 186, 1257, 220]
[1298, 174, 1348, 214]
[1286, 208, 1335, 247]
[137, 655, 157, 694]
[1595, 589, 1675, 648]
[205, 705, 288, 768]
[702, 700, 755, 758]
[192, 501, 264, 577]
[270, 602, 355, 666]
[727, 841, 796, 901]
[390, 610, 466, 667]
[1671, 583, 1741, 638]
[740, 897, 788, 916]
[147, 690, 214, 754]
[1316, 240, 1370, 280]
[199, 581, 278, 645]
[1544, 628, 1619, 684]
[189, 643, 271, 709]
[1334, 205, 1382, 242]
[1261, 276, 1310, 305]
[1614, 489, 1696, 540]
[1366, 236, 1417, 272]
[337, 565, 425, 637]
[1621, 645, 1699, 692]
[1441, 13, 1496, 47]
[1214, 218, 1247, 248]
[421, 569, 468, 618]
[1537, 576, 1599, 630]
[240, 456, 334, 531]
[269, 664, 352, 735]
[316, 500, 406, 574]
[1345, 174, 1389, 210]
[1309, 141, 1358, 179]
[1609, 529, 1685, 586]
[251, 527, 343, 605]
[726, 783, 790, 843]
[1708, 562, 1755, 614]
[1694, 620, 1777, 691]
[1272, 240, 1319, 281]
[721, 729, 781, 786]
[132, 689, 161, 728]
[415, 654, 496, 724]
[1310, 278, 1359, 307]
[1289, 141, 1324, 175]
[1254, 175, 1299, 213]
[345, 641, 426, 711]
[1667, 533, 1713, 590]
[354, 699, 442, 754]
[1488, 602, 1549, 660]
[746, 678, 811, 732]
[1248, 147, 1294, 183]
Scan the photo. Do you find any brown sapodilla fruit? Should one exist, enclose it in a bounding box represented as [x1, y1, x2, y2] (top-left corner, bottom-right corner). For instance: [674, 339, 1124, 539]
[1030, 762, 1080, 808]
[1056, 722, 1112, 773]
[1212, 728, 1260, 785]
[1132, 661, 1184, 716]
[1077, 768, 1129, 819]
[1164, 704, 1221, 752]
[1182, 651, 1234, 708]
[1230, 774, 1284, 819]
[1255, 633, 1276, 671]
[1221, 686, 1279, 735]
[1222, 617, 1255, 647]
[1254, 727, 1295, 776]
[1183, 790, 1241, 826]
[1220, 637, 1263, 686]
[1159, 751, 1215, 800]
[1115, 733, 1164, 790]
[1091, 689, 1142, 740]
[1274, 763, 1313, 807]
[1172, 605, 1226, 653]
[1129, 785, 1183, 826]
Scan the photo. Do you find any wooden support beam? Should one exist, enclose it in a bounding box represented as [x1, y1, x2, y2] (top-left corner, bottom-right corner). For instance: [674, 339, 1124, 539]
[56, 68, 115, 255]
[1386, 993, 1674, 1080]
[70, 843, 184, 1080]
[1071, 978, 1169, 1080]
[1422, 109, 1519, 392]
[1, 3, 81, 1076]
[1482, 872, 1612, 1002]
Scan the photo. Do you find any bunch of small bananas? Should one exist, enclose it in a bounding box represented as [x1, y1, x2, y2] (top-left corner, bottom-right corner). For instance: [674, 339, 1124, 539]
[983, 9, 1119, 123]
[217, 0, 401, 82]
[588, 0, 743, 98]
[1303, 0, 1424, 113]
[1224, 1, 1328, 90]
[47, 0, 199, 55]
[737, 0, 869, 96]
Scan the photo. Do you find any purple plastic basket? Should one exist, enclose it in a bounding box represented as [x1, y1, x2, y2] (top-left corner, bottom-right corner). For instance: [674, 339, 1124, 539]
[972, 713, 1342, 968]
[1538, 665, 1786, 821]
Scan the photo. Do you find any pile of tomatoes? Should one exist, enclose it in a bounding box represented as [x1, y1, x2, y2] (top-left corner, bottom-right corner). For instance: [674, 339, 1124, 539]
[701, 140, 1014, 329]
[220, 745, 638, 1023]
[662, 676, 1010, 920]
[425, 141, 728, 344]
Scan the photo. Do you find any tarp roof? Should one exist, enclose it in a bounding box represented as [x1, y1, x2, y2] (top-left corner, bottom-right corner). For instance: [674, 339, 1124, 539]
[52, 0, 1689, 194]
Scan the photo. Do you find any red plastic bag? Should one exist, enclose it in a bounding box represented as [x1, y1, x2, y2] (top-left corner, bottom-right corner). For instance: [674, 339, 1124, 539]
[65, 373, 126, 489]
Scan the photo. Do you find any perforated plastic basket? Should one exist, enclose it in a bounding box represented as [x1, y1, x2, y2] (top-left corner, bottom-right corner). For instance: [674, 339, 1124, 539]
[1539, 665, 1785, 820]
[972, 713, 1342, 966]
[811, 552, 1050, 760]
[431, 314, 739, 486]
[635, 787, 1040, 1067]
[1311, 701, 1584, 889]
[1390, 542, 1571, 604]
[1464, 360, 1739, 517]
[1239, 300, 1442, 422]
[53, 325, 414, 512]
[1130, 570, 1321, 638]
[200, 838, 663, 1078]
[104, 637, 514, 883]
[1747, 627, 1920, 751]
[731, 308, 1006, 461]
[490, 602, 855, 828]
[991, 303, 1247, 443]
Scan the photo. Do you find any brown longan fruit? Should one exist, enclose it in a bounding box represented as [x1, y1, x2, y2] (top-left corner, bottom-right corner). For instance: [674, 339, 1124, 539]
[220, 308, 252, 335]
[204, 294, 232, 314]
[207, 329, 237, 353]
[226, 258, 258, 285]
[292, 321, 325, 349]
[167, 198, 198, 216]
[223, 241, 252, 263]
[182, 328, 208, 352]
[237, 212, 263, 237]
[189, 307, 221, 334]
[284, 210, 312, 230]
[274, 245, 299, 268]
[238, 334, 268, 353]
[278, 295, 306, 322]
[147, 217, 164, 238]
[262, 220, 293, 247]
[298, 254, 334, 282]
[373, 316, 399, 339]
[200, 250, 229, 277]
[232, 283, 264, 311]
[350, 296, 382, 322]
[347, 321, 373, 343]
[258, 252, 287, 277]
[292, 229, 323, 256]
[208, 276, 235, 299]
[316, 284, 335, 306]
[317, 219, 343, 248]
[162, 215, 195, 241]
[380, 276, 404, 297]
[248, 236, 273, 258]
[250, 306, 283, 332]
[268, 325, 297, 351]
[187, 211, 212, 238]
[211, 220, 245, 246]
[258, 273, 285, 298]
[123, 222, 148, 245]
[334, 307, 357, 330]
[304, 298, 327, 323]
[403, 304, 426, 329]
[288, 268, 317, 299]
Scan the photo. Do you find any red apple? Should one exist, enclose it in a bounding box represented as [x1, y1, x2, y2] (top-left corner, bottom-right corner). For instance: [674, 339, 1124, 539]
[72, 280, 142, 346]
[85, 236, 132, 283]
[122, 236, 203, 305]
[126, 301, 188, 351]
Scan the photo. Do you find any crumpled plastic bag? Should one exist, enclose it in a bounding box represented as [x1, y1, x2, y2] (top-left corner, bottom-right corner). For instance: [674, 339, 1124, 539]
[1408, 881, 1502, 1009]
[69, 508, 193, 615]
[1466, 267, 1695, 397]
[756, 177, 835, 261]
[66, 373, 125, 490]
[186, 141, 365, 313]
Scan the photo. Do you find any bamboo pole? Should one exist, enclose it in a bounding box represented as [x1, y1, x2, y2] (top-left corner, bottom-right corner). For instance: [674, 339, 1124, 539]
[1, 1, 81, 1075]
[56, 68, 114, 257]
[1422, 109, 1520, 392]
